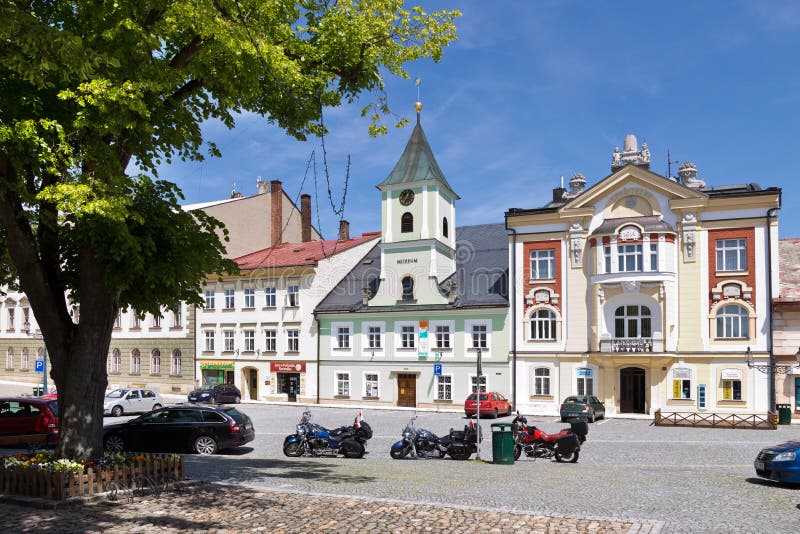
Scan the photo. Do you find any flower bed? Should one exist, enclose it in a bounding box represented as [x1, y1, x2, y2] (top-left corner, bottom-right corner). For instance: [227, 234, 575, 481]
[0, 451, 184, 500]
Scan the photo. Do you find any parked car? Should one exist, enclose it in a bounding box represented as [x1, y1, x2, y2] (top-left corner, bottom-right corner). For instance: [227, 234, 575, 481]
[103, 404, 255, 455]
[0, 397, 59, 448]
[464, 392, 512, 418]
[104, 388, 164, 417]
[755, 440, 800, 484]
[188, 383, 241, 404]
[560, 395, 605, 423]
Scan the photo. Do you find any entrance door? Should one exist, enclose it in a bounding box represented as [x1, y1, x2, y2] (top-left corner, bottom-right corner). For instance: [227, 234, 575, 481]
[278, 373, 300, 402]
[397, 373, 417, 408]
[620, 367, 646, 413]
[248, 369, 258, 400]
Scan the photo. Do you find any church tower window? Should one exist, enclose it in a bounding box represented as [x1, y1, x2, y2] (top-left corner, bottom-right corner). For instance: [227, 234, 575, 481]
[443, 217, 449, 238]
[401, 276, 415, 301]
[401, 212, 413, 233]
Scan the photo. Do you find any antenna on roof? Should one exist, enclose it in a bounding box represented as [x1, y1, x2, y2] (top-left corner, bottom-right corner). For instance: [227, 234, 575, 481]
[667, 148, 680, 181]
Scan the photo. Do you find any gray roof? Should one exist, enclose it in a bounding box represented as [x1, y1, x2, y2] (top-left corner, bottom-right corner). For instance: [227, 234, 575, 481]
[376, 120, 459, 199]
[315, 223, 508, 313]
[590, 216, 675, 236]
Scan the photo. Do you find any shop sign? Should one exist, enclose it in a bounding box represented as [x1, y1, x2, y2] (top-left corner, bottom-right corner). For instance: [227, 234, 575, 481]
[199, 360, 234, 370]
[673, 367, 691, 379]
[271, 361, 306, 373]
[577, 368, 592, 378]
[721, 368, 742, 380]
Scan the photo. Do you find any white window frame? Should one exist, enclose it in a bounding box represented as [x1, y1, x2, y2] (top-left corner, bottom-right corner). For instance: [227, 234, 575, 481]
[533, 367, 551, 396]
[649, 242, 658, 271]
[576, 368, 594, 396]
[224, 288, 235, 309]
[244, 288, 256, 308]
[529, 308, 557, 341]
[436, 374, 453, 401]
[716, 304, 749, 339]
[151, 313, 161, 328]
[173, 308, 182, 327]
[264, 329, 277, 352]
[363, 372, 380, 398]
[431, 321, 454, 350]
[204, 290, 215, 310]
[722, 379, 743, 401]
[470, 322, 489, 349]
[670, 367, 693, 400]
[716, 238, 747, 272]
[617, 243, 643, 272]
[150, 350, 161, 374]
[111, 349, 121, 374]
[398, 323, 417, 350]
[470, 374, 487, 393]
[530, 249, 555, 280]
[223, 330, 235, 352]
[5, 348, 13, 369]
[171, 350, 182, 376]
[335, 371, 351, 397]
[243, 329, 255, 352]
[287, 329, 300, 352]
[264, 286, 277, 308]
[332, 322, 353, 351]
[131, 350, 141, 374]
[21, 348, 29, 370]
[364, 323, 384, 351]
[204, 331, 215, 351]
[287, 284, 300, 307]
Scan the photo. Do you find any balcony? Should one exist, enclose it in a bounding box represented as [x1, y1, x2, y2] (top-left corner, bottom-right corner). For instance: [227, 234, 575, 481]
[599, 337, 663, 353]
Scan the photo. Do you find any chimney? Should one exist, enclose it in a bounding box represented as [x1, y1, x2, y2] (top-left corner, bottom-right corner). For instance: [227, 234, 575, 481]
[270, 180, 283, 247]
[338, 220, 350, 241]
[300, 193, 312, 242]
[552, 187, 566, 204]
[257, 177, 269, 195]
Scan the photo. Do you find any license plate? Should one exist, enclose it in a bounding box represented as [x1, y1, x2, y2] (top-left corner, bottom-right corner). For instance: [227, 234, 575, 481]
[755, 461, 765, 470]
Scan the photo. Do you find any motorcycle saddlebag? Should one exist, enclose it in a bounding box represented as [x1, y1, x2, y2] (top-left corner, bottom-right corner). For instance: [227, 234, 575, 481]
[568, 418, 589, 437]
[556, 433, 580, 455]
[356, 421, 373, 440]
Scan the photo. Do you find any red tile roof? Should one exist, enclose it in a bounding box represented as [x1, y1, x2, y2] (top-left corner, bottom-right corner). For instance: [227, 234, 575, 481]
[234, 232, 380, 270]
[777, 238, 800, 302]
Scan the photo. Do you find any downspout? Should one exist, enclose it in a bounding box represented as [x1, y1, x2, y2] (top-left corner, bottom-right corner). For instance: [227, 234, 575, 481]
[505, 216, 518, 411]
[315, 312, 321, 405]
[766, 200, 781, 414]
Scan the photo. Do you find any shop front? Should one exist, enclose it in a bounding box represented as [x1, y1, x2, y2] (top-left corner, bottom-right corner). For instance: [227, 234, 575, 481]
[199, 360, 235, 386]
[270, 361, 306, 402]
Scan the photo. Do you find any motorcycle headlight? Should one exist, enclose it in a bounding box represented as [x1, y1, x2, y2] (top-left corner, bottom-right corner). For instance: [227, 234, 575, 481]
[296, 424, 306, 435]
[403, 430, 412, 439]
[774, 451, 797, 462]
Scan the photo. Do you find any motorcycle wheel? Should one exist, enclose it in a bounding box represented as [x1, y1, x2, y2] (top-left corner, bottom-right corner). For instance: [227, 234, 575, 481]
[513, 444, 522, 461]
[283, 441, 304, 457]
[342, 441, 365, 459]
[449, 450, 471, 461]
[555, 450, 579, 463]
[390, 446, 411, 459]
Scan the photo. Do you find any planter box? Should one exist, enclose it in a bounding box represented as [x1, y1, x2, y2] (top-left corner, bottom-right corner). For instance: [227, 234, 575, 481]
[0, 454, 184, 500]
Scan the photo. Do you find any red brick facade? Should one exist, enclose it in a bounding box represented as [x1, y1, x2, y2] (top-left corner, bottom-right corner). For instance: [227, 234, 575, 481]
[523, 240, 562, 312]
[707, 228, 756, 310]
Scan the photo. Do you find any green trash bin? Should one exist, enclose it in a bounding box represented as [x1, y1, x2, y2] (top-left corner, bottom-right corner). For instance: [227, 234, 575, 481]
[491, 422, 515, 465]
[777, 404, 792, 425]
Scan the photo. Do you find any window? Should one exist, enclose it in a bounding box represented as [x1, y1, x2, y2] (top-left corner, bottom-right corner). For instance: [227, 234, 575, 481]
[576, 369, 593, 395]
[244, 330, 255, 352]
[716, 304, 749, 339]
[534, 368, 550, 396]
[722, 379, 742, 400]
[173, 308, 182, 327]
[204, 331, 215, 351]
[401, 277, 414, 301]
[435, 325, 451, 349]
[471, 324, 488, 349]
[131, 349, 141, 374]
[21, 348, 28, 370]
[224, 289, 235, 309]
[204, 290, 215, 309]
[530, 249, 555, 279]
[150, 349, 161, 374]
[617, 243, 643, 272]
[401, 325, 415, 349]
[672, 379, 691, 399]
[22, 308, 30, 329]
[336, 372, 350, 396]
[171, 349, 182, 376]
[287, 329, 299, 352]
[530, 309, 556, 340]
[367, 326, 382, 349]
[364, 373, 379, 398]
[265, 330, 277, 352]
[604, 245, 611, 273]
[111, 349, 121, 373]
[244, 288, 255, 308]
[287, 285, 300, 307]
[649, 242, 658, 271]
[223, 330, 235, 352]
[7, 308, 14, 331]
[614, 305, 652, 338]
[265, 287, 276, 307]
[152, 314, 161, 328]
[114, 312, 122, 329]
[716, 238, 746, 271]
[131, 313, 140, 329]
[401, 212, 413, 233]
[436, 375, 452, 400]
[471, 375, 487, 393]
[442, 217, 449, 238]
[337, 326, 351, 349]
[5, 348, 12, 369]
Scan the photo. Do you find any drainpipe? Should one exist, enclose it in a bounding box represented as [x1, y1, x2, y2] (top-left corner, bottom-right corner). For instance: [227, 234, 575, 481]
[505, 217, 518, 411]
[315, 313, 321, 405]
[766, 202, 781, 414]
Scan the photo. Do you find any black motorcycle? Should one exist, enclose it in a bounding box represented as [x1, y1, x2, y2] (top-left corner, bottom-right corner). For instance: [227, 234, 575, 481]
[390, 415, 481, 461]
[283, 410, 373, 458]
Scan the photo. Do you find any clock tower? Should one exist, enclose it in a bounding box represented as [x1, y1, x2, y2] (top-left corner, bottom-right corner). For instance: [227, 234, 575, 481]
[369, 102, 460, 306]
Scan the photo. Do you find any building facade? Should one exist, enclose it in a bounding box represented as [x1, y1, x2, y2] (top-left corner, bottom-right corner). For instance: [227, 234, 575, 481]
[506, 135, 781, 417]
[774, 238, 800, 419]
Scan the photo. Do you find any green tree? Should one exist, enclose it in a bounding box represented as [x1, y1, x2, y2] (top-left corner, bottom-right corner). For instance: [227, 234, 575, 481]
[0, 0, 459, 458]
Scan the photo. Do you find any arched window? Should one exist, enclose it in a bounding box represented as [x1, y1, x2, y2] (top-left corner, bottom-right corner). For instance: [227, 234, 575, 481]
[533, 368, 550, 396]
[530, 309, 556, 340]
[171, 349, 182, 376]
[150, 349, 161, 374]
[614, 305, 651, 338]
[442, 217, 449, 238]
[401, 276, 415, 301]
[131, 348, 141, 374]
[21, 348, 28, 370]
[6, 348, 13, 369]
[111, 348, 121, 373]
[717, 304, 748, 338]
[401, 212, 413, 233]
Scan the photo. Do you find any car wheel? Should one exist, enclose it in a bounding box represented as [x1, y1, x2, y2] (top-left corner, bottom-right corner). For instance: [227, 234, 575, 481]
[193, 435, 218, 455]
[152, 403, 162, 410]
[104, 434, 126, 452]
[111, 405, 123, 417]
[589, 412, 595, 423]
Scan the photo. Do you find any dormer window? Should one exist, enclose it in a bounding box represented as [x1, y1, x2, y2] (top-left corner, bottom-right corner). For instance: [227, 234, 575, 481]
[401, 212, 413, 233]
[401, 276, 415, 301]
[442, 217, 449, 238]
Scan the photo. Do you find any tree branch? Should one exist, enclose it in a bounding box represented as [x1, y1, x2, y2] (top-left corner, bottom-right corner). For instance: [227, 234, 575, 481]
[169, 36, 204, 69]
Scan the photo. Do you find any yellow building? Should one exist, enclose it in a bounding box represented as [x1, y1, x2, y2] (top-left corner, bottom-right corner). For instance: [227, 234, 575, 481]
[505, 134, 781, 418]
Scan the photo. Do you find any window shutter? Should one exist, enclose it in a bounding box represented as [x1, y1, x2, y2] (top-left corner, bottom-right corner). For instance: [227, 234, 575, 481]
[722, 381, 732, 400]
[672, 380, 681, 399]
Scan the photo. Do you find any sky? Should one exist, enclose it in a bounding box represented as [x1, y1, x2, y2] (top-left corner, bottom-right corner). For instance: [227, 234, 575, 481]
[156, 0, 800, 241]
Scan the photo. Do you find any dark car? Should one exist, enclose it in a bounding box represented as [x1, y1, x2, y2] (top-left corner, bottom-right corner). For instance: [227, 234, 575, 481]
[0, 397, 59, 448]
[188, 383, 241, 404]
[755, 440, 800, 484]
[560, 395, 605, 423]
[103, 404, 254, 455]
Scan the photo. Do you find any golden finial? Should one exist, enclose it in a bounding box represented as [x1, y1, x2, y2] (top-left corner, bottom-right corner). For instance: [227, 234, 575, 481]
[414, 101, 422, 112]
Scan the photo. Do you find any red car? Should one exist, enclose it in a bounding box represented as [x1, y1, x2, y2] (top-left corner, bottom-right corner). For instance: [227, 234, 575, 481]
[0, 397, 59, 448]
[464, 392, 512, 418]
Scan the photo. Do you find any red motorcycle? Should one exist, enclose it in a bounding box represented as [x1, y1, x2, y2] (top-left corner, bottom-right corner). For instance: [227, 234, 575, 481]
[511, 412, 588, 463]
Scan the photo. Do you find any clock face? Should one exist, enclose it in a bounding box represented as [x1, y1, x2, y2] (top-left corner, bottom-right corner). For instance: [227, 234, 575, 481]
[399, 189, 415, 206]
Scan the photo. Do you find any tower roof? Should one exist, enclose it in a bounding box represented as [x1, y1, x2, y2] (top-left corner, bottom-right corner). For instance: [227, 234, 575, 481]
[376, 118, 459, 199]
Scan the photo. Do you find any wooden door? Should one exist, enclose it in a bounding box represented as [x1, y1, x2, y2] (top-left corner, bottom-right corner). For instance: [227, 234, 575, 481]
[620, 367, 646, 413]
[397, 374, 417, 407]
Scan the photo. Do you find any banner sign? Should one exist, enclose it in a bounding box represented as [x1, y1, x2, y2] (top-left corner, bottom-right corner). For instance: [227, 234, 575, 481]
[199, 360, 234, 370]
[673, 367, 691, 380]
[577, 368, 592, 378]
[418, 320, 428, 360]
[721, 368, 742, 380]
[271, 361, 306, 373]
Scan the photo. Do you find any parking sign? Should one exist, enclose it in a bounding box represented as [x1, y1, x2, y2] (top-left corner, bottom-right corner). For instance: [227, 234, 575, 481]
[34, 360, 45, 373]
[433, 363, 442, 376]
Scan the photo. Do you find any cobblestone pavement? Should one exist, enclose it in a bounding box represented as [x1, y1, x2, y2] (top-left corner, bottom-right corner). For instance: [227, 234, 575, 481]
[1, 483, 643, 533]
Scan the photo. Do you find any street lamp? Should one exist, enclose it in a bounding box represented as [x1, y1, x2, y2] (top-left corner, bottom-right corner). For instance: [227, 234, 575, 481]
[745, 346, 800, 414]
[475, 346, 483, 461]
[22, 320, 47, 395]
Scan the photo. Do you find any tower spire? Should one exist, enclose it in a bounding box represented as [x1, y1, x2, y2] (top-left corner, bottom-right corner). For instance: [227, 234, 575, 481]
[414, 77, 422, 124]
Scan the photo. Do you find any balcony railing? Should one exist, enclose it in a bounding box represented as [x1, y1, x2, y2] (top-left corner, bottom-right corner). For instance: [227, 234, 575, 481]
[599, 337, 660, 353]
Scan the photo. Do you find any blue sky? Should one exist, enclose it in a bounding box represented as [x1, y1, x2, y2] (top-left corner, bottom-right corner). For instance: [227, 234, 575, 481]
[157, 0, 800, 240]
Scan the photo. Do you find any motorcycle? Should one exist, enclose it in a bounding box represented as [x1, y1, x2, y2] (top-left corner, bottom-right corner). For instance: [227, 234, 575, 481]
[390, 415, 481, 461]
[511, 411, 588, 463]
[283, 410, 373, 459]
